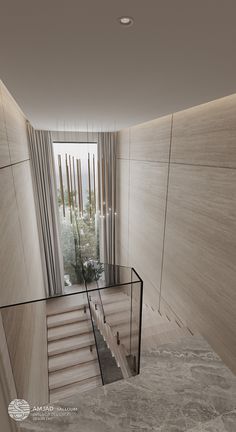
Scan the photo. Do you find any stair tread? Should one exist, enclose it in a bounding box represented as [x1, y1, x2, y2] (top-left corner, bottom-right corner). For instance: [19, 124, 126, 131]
[122, 333, 139, 349]
[47, 293, 88, 316]
[47, 309, 89, 328]
[106, 311, 130, 326]
[49, 361, 101, 389]
[48, 320, 93, 341]
[142, 321, 181, 334]
[100, 292, 129, 304]
[102, 300, 130, 315]
[112, 324, 131, 338]
[111, 321, 139, 338]
[49, 347, 97, 372]
[141, 327, 192, 351]
[50, 375, 102, 402]
[48, 333, 95, 356]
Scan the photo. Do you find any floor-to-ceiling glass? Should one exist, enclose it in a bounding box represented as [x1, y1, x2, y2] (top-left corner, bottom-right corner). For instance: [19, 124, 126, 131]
[53, 142, 102, 289]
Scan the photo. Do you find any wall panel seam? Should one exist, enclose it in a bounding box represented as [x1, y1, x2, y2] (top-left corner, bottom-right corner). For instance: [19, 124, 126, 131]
[0, 314, 18, 399]
[158, 114, 174, 310]
[10, 164, 31, 294]
[117, 157, 169, 164]
[0, 83, 11, 166]
[2, 89, 32, 297]
[127, 128, 131, 266]
[170, 161, 236, 170]
[0, 158, 30, 171]
[129, 159, 169, 165]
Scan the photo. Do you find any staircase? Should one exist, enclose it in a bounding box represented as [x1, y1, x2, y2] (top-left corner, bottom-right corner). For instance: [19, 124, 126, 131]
[46, 288, 142, 402]
[141, 302, 194, 352]
[89, 289, 139, 359]
[89, 289, 133, 378]
[46, 286, 190, 403]
[46, 293, 102, 403]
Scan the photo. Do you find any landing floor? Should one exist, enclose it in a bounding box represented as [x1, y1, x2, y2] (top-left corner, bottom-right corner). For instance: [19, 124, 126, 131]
[20, 334, 236, 432]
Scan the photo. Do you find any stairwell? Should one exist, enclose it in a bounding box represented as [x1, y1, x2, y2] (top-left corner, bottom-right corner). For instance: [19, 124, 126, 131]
[46, 293, 102, 403]
[46, 288, 137, 402]
[141, 302, 195, 352]
[45, 287, 194, 404]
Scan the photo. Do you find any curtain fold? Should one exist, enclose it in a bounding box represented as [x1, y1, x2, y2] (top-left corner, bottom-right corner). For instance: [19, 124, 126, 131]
[27, 123, 64, 296]
[97, 132, 117, 267]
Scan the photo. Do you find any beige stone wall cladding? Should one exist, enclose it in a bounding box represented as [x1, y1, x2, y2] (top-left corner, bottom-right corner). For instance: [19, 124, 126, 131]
[0, 81, 48, 406]
[116, 94, 236, 374]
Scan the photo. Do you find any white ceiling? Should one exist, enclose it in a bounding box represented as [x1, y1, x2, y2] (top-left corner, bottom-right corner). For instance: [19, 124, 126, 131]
[1, 0, 236, 131]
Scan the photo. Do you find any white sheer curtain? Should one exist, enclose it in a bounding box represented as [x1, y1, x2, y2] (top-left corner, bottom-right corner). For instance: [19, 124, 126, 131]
[27, 123, 64, 296]
[97, 132, 117, 266]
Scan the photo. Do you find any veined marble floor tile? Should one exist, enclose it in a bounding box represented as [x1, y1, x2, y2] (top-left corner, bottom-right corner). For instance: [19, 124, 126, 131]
[19, 335, 236, 432]
[186, 411, 236, 432]
[186, 415, 225, 431]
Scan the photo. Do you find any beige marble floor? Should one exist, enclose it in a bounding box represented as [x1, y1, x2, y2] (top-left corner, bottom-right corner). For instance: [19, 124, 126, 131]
[19, 332, 236, 432]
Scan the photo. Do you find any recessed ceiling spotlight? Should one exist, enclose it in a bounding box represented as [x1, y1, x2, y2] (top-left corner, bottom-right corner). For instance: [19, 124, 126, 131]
[118, 16, 134, 27]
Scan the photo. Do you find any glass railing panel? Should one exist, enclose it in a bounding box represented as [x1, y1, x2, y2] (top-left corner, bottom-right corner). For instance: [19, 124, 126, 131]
[0, 278, 87, 311]
[81, 262, 143, 378]
[130, 269, 143, 374]
[85, 261, 138, 291]
[0, 264, 143, 413]
[88, 288, 124, 384]
[0, 263, 141, 311]
[0, 299, 50, 406]
[62, 278, 87, 296]
[93, 284, 137, 378]
[88, 285, 130, 380]
[0, 290, 104, 407]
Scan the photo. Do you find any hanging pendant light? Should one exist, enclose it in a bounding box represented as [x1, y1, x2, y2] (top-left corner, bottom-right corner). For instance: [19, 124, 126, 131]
[88, 153, 92, 219]
[72, 156, 77, 207]
[65, 153, 72, 223]
[58, 154, 65, 217]
[93, 153, 96, 211]
[69, 155, 74, 209]
[79, 158, 83, 217]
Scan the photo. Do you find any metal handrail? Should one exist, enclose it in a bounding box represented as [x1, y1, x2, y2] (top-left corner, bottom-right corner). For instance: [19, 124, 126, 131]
[96, 278, 106, 323]
[82, 262, 105, 386]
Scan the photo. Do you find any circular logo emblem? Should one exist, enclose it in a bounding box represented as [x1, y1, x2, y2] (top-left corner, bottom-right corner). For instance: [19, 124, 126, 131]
[8, 399, 30, 421]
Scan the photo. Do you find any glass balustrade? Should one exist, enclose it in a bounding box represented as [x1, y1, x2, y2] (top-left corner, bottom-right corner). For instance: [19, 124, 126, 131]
[0, 264, 143, 407]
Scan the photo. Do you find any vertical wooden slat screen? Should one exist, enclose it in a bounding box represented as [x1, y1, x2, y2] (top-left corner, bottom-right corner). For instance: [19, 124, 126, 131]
[79, 159, 83, 217]
[97, 132, 117, 266]
[76, 159, 81, 215]
[97, 158, 101, 213]
[72, 156, 77, 207]
[69, 155, 74, 209]
[65, 153, 72, 223]
[88, 153, 92, 218]
[58, 154, 65, 217]
[93, 154, 96, 211]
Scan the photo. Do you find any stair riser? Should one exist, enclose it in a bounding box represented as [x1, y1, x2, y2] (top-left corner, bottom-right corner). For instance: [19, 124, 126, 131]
[47, 304, 87, 316]
[49, 367, 101, 389]
[49, 377, 102, 402]
[47, 315, 89, 329]
[48, 339, 95, 356]
[48, 349, 97, 372]
[48, 329, 92, 342]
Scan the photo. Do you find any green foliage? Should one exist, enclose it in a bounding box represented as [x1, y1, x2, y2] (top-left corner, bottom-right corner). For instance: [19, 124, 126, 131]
[82, 260, 104, 283]
[58, 189, 102, 285]
[57, 189, 76, 207]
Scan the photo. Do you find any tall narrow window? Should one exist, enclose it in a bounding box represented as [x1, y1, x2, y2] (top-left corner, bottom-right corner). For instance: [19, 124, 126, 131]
[53, 142, 100, 289]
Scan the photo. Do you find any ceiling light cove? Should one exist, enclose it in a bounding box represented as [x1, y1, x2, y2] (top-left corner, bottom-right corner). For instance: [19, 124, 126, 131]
[118, 16, 134, 27]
